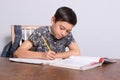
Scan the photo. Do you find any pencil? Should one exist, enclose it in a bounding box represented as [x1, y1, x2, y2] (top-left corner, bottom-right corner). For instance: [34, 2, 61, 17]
[42, 36, 51, 51]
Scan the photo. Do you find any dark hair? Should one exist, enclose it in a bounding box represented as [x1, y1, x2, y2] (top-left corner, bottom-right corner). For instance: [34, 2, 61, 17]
[54, 6, 77, 26]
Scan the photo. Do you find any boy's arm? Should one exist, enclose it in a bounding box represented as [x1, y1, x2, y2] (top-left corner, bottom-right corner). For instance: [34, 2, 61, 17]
[55, 42, 80, 58]
[13, 40, 55, 60]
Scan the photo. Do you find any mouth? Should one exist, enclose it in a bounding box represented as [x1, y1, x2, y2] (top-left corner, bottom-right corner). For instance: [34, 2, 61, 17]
[55, 34, 63, 39]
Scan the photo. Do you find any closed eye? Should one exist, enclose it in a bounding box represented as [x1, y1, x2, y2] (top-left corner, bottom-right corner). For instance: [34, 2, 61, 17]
[60, 26, 65, 30]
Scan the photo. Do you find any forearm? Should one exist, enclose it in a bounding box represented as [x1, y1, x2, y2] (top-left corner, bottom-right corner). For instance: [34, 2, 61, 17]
[14, 48, 45, 59]
[56, 50, 80, 59]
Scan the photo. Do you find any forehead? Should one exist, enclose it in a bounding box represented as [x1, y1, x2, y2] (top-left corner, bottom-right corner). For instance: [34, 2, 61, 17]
[57, 21, 73, 30]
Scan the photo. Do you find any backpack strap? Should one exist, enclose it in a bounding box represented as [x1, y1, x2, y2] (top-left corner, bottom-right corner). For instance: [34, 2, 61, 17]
[9, 25, 22, 57]
[1, 41, 12, 57]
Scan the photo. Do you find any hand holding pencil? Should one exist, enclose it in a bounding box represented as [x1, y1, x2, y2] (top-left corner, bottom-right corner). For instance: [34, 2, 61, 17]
[42, 36, 56, 60]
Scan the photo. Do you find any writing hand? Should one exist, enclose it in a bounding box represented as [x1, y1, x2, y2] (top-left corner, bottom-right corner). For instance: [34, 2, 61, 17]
[42, 51, 56, 60]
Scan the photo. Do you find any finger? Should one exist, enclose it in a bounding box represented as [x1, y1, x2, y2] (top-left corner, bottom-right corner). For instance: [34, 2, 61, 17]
[47, 53, 56, 60]
[48, 54, 55, 60]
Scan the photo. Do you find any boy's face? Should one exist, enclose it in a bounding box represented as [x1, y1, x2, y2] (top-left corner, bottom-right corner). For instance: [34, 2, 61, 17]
[51, 17, 73, 39]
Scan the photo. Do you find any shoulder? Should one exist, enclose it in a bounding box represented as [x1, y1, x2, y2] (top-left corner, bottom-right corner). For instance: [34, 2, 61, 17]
[65, 32, 74, 39]
[35, 26, 50, 32]
[64, 32, 75, 42]
[32, 26, 50, 35]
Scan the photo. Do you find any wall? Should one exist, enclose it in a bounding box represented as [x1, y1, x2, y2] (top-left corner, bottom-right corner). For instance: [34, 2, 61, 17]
[0, 0, 120, 58]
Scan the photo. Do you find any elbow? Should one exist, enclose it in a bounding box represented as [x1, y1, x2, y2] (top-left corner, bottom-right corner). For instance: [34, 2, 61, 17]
[75, 50, 80, 56]
[71, 49, 80, 56]
[13, 50, 19, 58]
[13, 48, 22, 58]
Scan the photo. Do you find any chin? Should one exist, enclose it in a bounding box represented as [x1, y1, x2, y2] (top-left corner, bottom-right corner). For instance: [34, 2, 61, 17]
[56, 37, 61, 39]
[55, 36, 62, 39]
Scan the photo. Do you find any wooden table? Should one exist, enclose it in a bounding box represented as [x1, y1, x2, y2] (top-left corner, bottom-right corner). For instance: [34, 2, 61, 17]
[0, 57, 120, 80]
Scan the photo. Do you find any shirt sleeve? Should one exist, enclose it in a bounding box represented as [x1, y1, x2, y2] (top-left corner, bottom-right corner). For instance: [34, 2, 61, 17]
[65, 32, 75, 47]
[28, 29, 42, 46]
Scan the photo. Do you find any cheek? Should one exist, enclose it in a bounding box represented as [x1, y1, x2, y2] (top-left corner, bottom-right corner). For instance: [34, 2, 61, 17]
[53, 27, 59, 35]
[55, 27, 60, 33]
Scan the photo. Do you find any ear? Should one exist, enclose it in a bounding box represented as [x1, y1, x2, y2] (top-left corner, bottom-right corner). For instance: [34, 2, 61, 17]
[51, 16, 55, 25]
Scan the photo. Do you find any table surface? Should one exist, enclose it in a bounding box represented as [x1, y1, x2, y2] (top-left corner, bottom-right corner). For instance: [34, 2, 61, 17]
[0, 57, 120, 80]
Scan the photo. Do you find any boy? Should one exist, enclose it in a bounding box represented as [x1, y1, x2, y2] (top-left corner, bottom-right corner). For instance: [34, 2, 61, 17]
[14, 6, 80, 60]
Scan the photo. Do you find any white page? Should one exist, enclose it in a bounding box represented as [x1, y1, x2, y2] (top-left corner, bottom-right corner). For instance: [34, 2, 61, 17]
[51, 56, 101, 67]
[9, 58, 61, 64]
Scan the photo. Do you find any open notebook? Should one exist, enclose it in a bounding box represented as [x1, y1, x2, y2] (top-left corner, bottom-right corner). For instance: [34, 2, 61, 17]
[9, 56, 116, 70]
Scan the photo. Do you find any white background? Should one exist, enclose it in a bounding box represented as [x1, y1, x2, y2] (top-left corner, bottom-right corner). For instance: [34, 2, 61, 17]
[0, 0, 120, 58]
